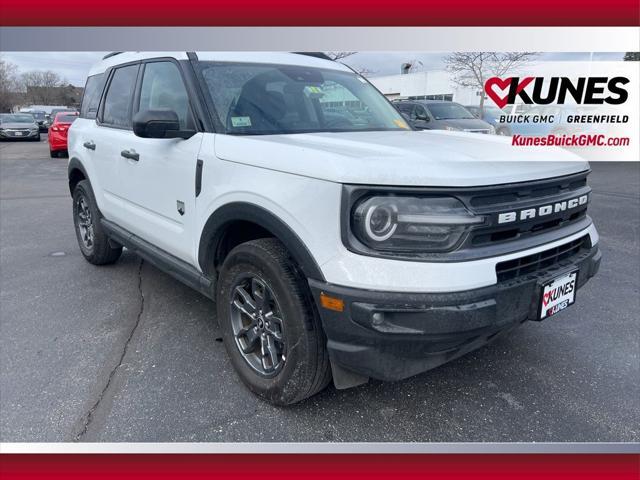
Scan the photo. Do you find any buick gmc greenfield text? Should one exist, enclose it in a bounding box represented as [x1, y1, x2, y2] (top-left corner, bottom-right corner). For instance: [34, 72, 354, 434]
[68, 52, 601, 405]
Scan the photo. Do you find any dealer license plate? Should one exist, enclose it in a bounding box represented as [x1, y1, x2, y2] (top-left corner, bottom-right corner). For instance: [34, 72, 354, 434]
[539, 270, 578, 320]
[14, 132, 23, 136]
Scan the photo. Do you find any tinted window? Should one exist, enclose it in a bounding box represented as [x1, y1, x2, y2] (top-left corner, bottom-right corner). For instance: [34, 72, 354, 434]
[102, 65, 138, 127]
[138, 62, 192, 130]
[80, 74, 106, 119]
[58, 115, 79, 123]
[425, 103, 475, 120]
[395, 103, 413, 114]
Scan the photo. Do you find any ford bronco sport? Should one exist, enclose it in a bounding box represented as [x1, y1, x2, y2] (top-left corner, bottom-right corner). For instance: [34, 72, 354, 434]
[68, 52, 601, 405]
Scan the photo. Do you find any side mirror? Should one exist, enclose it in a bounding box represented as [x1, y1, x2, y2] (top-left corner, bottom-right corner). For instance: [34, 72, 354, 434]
[133, 110, 195, 139]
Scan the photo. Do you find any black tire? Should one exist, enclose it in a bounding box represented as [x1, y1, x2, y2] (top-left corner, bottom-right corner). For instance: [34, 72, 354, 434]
[216, 238, 331, 405]
[49, 149, 58, 158]
[32, 134, 41, 142]
[72, 180, 123, 265]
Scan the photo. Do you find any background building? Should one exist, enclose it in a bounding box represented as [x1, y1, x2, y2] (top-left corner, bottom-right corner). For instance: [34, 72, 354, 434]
[369, 70, 484, 106]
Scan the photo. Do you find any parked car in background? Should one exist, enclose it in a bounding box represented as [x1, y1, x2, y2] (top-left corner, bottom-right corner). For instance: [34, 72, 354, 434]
[465, 105, 511, 136]
[48, 112, 79, 157]
[49, 108, 77, 122]
[30, 110, 50, 132]
[0, 113, 41, 141]
[394, 100, 495, 134]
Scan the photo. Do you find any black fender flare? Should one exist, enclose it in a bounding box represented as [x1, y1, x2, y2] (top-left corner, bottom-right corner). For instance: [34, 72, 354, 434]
[67, 157, 89, 195]
[198, 202, 326, 282]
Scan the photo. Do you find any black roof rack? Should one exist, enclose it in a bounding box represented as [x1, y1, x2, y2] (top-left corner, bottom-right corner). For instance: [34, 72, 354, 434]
[291, 52, 333, 61]
[102, 52, 124, 60]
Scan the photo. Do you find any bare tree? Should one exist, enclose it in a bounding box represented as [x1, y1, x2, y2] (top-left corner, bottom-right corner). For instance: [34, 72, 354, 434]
[623, 52, 640, 61]
[0, 56, 21, 112]
[444, 52, 538, 112]
[20, 70, 68, 105]
[325, 52, 357, 61]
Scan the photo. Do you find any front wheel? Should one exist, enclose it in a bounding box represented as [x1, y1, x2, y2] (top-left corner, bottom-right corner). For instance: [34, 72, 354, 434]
[72, 180, 123, 265]
[216, 238, 331, 405]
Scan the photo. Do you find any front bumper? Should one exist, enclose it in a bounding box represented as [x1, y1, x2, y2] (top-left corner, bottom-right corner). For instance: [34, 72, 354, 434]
[0, 130, 39, 139]
[309, 243, 601, 386]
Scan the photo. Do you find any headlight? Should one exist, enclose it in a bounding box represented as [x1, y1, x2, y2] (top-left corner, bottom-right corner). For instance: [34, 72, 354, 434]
[351, 196, 484, 253]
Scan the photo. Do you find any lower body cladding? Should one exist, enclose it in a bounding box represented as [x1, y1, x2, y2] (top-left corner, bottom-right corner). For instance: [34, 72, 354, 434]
[309, 240, 601, 389]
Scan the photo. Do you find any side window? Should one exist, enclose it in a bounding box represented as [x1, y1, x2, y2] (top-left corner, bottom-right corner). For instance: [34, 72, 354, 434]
[101, 64, 138, 128]
[138, 62, 192, 130]
[396, 103, 412, 114]
[80, 73, 105, 119]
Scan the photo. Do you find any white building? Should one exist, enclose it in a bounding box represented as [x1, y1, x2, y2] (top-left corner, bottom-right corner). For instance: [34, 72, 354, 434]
[369, 70, 484, 106]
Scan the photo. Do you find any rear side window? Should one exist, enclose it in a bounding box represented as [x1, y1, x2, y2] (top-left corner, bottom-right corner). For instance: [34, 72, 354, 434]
[137, 61, 192, 130]
[80, 74, 105, 119]
[101, 65, 139, 128]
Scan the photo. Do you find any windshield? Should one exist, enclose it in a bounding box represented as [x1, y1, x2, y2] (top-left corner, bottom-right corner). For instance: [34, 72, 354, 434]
[199, 62, 410, 135]
[31, 112, 46, 120]
[0, 114, 35, 124]
[426, 103, 475, 120]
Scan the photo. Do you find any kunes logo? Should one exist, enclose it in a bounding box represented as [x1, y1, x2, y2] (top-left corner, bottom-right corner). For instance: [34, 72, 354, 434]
[484, 77, 630, 109]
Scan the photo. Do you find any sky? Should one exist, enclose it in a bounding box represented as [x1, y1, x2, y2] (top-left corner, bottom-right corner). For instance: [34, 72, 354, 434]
[1, 51, 627, 86]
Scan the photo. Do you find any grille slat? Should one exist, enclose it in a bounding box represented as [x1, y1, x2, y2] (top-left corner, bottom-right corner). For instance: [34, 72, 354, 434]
[496, 236, 588, 282]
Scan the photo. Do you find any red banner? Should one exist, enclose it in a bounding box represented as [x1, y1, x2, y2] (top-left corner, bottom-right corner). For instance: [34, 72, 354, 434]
[1, 454, 639, 479]
[0, 0, 639, 26]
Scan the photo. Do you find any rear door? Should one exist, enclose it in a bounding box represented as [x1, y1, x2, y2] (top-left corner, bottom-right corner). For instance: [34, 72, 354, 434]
[114, 59, 203, 264]
[91, 63, 141, 223]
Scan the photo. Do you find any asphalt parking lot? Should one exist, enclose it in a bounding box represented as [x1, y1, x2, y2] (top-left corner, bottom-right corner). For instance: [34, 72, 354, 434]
[1, 135, 638, 443]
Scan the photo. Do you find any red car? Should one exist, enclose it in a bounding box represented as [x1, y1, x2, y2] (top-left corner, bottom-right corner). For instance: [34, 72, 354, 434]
[48, 112, 79, 157]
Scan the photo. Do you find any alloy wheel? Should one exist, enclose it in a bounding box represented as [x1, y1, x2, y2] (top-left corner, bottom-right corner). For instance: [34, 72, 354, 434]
[229, 275, 286, 377]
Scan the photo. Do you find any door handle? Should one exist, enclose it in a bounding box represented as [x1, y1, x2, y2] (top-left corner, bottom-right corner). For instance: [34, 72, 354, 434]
[83, 141, 96, 150]
[121, 149, 140, 161]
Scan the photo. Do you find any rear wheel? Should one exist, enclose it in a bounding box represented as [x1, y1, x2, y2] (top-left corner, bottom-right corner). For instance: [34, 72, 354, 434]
[216, 238, 331, 405]
[49, 149, 58, 158]
[72, 180, 122, 265]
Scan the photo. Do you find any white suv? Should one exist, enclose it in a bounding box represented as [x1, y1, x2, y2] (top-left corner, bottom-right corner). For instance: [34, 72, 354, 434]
[68, 52, 601, 405]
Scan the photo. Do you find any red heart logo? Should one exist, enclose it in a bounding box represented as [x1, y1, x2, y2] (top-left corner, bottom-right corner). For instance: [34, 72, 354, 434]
[542, 292, 551, 306]
[484, 77, 534, 109]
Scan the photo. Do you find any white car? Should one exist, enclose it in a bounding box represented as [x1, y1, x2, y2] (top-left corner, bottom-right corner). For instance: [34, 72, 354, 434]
[68, 52, 601, 405]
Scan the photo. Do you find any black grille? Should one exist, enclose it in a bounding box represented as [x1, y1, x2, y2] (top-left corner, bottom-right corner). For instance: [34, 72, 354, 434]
[496, 235, 589, 282]
[466, 171, 591, 248]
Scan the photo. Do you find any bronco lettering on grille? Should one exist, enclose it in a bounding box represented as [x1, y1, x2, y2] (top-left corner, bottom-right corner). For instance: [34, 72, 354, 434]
[497, 195, 589, 224]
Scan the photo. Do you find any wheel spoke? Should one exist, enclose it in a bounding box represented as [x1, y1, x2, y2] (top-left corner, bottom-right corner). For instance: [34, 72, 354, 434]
[232, 285, 257, 319]
[264, 312, 283, 342]
[251, 277, 270, 309]
[238, 326, 260, 353]
[265, 335, 280, 368]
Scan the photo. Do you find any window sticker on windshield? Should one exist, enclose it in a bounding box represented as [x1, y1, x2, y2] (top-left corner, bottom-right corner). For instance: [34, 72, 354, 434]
[393, 118, 410, 129]
[231, 116, 252, 127]
[304, 86, 323, 95]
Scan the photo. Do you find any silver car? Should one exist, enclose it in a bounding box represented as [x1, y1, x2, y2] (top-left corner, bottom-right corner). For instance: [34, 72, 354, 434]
[0, 114, 41, 141]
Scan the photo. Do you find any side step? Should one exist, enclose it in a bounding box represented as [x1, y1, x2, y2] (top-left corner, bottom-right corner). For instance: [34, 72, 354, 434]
[101, 219, 215, 300]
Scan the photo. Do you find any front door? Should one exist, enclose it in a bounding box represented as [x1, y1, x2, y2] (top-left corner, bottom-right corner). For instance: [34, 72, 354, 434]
[114, 60, 203, 264]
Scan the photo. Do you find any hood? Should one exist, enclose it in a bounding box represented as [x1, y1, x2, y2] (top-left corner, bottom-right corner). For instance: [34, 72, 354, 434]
[435, 118, 492, 131]
[214, 130, 589, 187]
[1, 122, 37, 129]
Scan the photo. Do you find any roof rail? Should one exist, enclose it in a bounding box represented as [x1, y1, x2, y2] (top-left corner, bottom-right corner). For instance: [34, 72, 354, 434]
[292, 52, 333, 61]
[102, 52, 124, 60]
